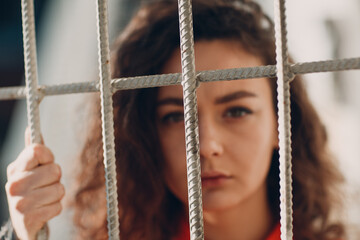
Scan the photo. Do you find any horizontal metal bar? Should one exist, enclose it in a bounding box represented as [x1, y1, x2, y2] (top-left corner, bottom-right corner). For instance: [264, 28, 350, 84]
[291, 57, 360, 74]
[111, 73, 181, 89]
[0, 87, 27, 100]
[1, 57, 359, 101]
[0, 82, 99, 100]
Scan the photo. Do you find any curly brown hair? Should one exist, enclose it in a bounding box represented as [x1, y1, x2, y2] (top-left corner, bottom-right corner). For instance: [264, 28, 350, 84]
[71, 0, 345, 239]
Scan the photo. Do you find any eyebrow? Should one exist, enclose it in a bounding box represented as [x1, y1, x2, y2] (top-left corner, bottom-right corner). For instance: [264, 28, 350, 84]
[214, 90, 257, 104]
[157, 90, 257, 107]
[157, 98, 183, 107]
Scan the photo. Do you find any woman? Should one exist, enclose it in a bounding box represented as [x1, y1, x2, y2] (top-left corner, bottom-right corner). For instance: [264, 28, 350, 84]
[3, 0, 345, 239]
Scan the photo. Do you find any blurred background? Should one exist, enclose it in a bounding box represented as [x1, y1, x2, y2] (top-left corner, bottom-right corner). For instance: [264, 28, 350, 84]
[0, 0, 359, 239]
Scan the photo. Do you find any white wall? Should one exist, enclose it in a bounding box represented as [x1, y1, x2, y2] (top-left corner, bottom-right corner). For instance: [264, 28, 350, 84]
[286, 1, 360, 237]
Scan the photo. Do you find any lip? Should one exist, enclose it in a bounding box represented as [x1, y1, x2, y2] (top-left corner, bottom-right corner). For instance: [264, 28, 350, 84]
[201, 171, 232, 188]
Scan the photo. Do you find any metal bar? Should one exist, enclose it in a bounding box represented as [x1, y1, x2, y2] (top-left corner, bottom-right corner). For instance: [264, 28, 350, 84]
[273, 0, 294, 239]
[291, 57, 360, 74]
[1, 57, 360, 101]
[177, 0, 204, 239]
[95, 0, 120, 239]
[21, 0, 48, 239]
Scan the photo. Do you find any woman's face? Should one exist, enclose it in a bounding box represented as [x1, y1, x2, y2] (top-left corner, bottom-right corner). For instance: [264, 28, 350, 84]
[156, 40, 278, 211]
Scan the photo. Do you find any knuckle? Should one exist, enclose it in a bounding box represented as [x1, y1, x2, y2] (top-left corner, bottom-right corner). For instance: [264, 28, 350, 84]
[6, 162, 15, 178]
[53, 183, 65, 200]
[23, 213, 39, 233]
[23, 214, 32, 228]
[43, 203, 62, 220]
[6, 180, 21, 196]
[52, 164, 62, 179]
[5, 182, 11, 194]
[58, 184, 65, 198]
[15, 197, 28, 213]
[31, 144, 42, 160]
[54, 203, 62, 216]
[48, 150, 55, 162]
[27, 210, 45, 229]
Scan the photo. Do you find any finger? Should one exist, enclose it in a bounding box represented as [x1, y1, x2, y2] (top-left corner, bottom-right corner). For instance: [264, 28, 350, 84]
[28, 163, 62, 190]
[24, 202, 63, 238]
[36, 202, 62, 225]
[8, 183, 65, 215]
[6, 163, 62, 196]
[25, 127, 44, 146]
[30, 183, 65, 208]
[7, 144, 55, 176]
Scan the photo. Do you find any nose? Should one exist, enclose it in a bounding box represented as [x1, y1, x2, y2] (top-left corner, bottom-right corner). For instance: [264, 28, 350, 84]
[198, 116, 224, 160]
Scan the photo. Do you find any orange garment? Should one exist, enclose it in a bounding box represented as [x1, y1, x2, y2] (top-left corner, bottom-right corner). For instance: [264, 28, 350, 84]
[174, 221, 281, 240]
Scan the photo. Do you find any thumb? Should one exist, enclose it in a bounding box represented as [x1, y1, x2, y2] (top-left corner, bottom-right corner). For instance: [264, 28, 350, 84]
[25, 127, 44, 146]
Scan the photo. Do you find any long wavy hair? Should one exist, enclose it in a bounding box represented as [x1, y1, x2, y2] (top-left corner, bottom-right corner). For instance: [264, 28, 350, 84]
[71, 0, 345, 239]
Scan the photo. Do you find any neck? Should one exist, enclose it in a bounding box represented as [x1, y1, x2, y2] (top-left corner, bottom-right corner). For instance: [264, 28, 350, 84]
[203, 185, 275, 240]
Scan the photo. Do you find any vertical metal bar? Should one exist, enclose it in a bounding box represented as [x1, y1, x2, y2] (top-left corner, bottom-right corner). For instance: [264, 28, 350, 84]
[95, 0, 120, 239]
[177, 0, 204, 239]
[273, 0, 294, 239]
[21, 0, 48, 239]
[21, 0, 41, 144]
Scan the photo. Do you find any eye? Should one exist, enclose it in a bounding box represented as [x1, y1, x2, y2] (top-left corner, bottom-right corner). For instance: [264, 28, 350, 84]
[223, 107, 252, 118]
[160, 112, 184, 124]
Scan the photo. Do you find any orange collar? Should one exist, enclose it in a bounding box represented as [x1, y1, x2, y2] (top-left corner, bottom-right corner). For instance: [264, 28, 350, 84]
[266, 223, 281, 240]
[174, 222, 281, 240]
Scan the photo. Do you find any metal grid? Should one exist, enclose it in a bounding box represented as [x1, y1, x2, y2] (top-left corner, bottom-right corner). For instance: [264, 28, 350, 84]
[1, 0, 359, 239]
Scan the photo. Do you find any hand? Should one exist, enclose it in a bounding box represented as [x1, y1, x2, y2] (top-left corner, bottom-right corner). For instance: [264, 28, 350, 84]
[5, 128, 65, 240]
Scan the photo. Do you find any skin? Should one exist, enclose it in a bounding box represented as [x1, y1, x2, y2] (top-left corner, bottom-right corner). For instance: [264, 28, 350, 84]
[5, 128, 65, 240]
[157, 40, 278, 240]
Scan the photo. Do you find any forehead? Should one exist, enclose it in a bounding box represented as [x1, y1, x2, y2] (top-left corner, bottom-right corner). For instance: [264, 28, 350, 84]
[157, 78, 272, 103]
[159, 39, 271, 101]
[161, 39, 264, 74]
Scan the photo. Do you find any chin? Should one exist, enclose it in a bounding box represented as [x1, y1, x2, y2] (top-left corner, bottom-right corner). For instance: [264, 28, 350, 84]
[202, 193, 240, 212]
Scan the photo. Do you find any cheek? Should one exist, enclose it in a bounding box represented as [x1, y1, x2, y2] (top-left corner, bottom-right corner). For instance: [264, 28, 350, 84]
[158, 128, 188, 202]
[159, 128, 186, 170]
[228, 113, 277, 180]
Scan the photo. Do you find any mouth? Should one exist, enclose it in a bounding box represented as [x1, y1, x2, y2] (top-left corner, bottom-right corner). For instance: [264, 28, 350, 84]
[201, 171, 232, 188]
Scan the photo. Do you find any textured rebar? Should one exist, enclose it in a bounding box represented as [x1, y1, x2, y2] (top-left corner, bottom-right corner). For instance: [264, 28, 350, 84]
[40, 82, 99, 95]
[291, 57, 360, 74]
[21, 0, 41, 145]
[1, 57, 360, 101]
[0, 87, 27, 100]
[112, 73, 181, 89]
[273, 0, 293, 239]
[178, 0, 204, 239]
[198, 65, 276, 82]
[21, 0, 48, 239]
[0, 82, 98, 100]
[95, 0, 120, 239]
